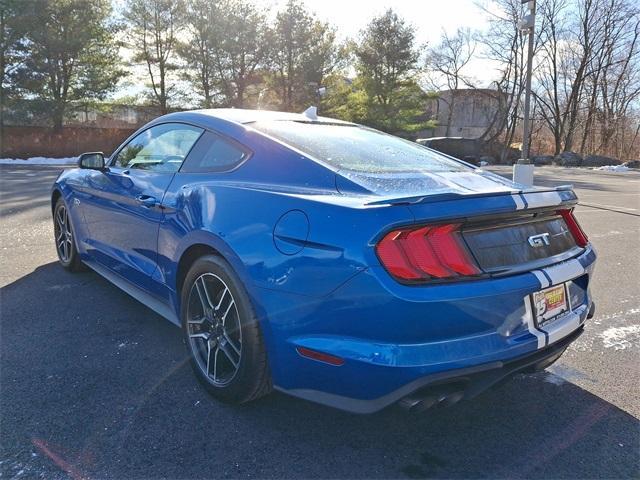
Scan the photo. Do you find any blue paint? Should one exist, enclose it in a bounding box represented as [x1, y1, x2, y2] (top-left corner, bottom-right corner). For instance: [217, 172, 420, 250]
[52, 109, 597, 411]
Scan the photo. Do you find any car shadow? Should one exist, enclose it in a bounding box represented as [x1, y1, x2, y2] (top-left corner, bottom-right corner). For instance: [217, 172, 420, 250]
[1, 262, 638, 479]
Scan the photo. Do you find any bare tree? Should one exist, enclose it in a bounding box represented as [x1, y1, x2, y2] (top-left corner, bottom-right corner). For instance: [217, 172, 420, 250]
[594, 0, 640, 158]
[477, 0, 532, 161]
[533, 0, 640, 159]
[561, 0, 608, 151]
[425, 28, 476, 136]
[532, 0, 568, 155]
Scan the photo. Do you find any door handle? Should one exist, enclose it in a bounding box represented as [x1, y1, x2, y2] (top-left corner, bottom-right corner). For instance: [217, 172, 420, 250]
[135, 194, 157, 208]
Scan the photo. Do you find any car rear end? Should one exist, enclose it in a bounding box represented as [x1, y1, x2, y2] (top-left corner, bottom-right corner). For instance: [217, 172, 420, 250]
[246, 119, 596, 413]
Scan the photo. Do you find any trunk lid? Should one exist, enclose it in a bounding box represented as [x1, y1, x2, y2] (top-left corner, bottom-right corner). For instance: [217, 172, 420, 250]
[461, 212, 582, 275]
[339, 170, 583, 279]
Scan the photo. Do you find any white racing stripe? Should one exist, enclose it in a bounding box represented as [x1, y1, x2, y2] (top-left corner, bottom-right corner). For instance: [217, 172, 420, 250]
[531, 270, 550, 289]
[512, 194, 526, 210]
[524, 295, 546, 349]
[526, 256, 589, 349]
[541, 259, 585, 286]
[540, 310, 582, 345]
[522, 191, 563, 209]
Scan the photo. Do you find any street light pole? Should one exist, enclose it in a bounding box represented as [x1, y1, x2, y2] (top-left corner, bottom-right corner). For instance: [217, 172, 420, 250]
[513, 0, 536, 186]
[521, 0, 536, 162]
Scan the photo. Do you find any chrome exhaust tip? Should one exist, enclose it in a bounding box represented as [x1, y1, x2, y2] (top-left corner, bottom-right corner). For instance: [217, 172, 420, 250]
[399, 386, 465, 412]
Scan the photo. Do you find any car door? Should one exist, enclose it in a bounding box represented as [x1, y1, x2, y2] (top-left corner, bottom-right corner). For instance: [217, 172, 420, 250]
[81, 122, 203, 291]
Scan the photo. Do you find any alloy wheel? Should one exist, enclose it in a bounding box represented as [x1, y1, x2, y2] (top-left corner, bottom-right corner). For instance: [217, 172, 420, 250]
[54, 205, 73, 263]
[187, 273, 242, 386]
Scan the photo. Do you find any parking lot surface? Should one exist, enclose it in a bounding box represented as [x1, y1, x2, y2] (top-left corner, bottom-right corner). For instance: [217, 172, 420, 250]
[1, 165, 639, 479]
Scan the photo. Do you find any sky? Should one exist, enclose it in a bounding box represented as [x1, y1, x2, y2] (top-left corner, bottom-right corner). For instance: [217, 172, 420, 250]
[263, 0, 501, 85]
[114, 0, 503, 101]
[265, 0, 491, 45]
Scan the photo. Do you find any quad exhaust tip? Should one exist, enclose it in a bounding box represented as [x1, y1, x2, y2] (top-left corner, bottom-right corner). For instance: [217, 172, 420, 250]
[399, 384, 466, 412]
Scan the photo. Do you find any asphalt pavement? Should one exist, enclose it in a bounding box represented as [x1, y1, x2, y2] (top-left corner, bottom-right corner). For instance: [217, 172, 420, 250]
[1, 165, 639, 479]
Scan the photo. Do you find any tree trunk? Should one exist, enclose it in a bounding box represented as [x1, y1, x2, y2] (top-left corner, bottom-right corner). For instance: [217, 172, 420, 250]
[445, 93, 455, 137]
[553, 132, 561, 156]
[52, 102, 65, 131]
[236, 82, 245, 108]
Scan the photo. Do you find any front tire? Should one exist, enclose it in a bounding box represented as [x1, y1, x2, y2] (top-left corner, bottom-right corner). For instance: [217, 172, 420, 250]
[53, 198, 84, 272]
[181, 255, 272, 404]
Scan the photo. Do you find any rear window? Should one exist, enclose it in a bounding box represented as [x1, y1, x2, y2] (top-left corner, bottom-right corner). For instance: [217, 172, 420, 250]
[250, 121, 469, 174]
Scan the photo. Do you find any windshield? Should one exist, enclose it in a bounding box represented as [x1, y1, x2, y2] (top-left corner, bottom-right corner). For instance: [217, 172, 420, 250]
[250, 121, 469, 174]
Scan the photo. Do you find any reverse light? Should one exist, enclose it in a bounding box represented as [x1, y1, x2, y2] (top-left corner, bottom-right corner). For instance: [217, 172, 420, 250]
[376, 223, 481, 282]
[557, 208, 589, 247]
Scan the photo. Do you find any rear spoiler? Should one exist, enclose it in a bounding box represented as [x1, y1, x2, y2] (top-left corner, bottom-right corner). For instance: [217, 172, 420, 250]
[366, 184, 576, 207]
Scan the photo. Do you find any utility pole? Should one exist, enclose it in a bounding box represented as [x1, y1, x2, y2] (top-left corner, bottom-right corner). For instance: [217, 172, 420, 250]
[513, 0, 536, 186]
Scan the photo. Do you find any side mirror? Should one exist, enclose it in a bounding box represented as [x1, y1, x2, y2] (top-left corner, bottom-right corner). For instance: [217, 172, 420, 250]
[78, 152, 106, 170]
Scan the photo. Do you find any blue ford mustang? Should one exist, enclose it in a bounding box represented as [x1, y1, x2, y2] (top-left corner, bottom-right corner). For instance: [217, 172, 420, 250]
[52, 109, 596, 413]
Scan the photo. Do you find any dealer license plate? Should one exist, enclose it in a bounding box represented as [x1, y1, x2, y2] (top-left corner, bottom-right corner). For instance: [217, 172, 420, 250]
[532, 283, 570, 327]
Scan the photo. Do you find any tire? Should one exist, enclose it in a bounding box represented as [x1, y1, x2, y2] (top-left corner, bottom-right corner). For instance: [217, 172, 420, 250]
[181, 254, 272, 404]
[53, 198, 85, 272]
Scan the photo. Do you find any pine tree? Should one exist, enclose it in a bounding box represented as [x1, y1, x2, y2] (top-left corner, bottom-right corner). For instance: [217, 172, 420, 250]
[14, 0, 124, 129]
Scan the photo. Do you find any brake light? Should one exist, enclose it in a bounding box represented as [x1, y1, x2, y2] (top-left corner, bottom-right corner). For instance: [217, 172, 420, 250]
[557, 208, 589, 247]
[376, 223, 481, 282]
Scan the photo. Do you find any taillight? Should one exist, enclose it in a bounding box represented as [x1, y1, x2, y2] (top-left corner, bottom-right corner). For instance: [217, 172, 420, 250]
[376, 223, 481, 282]
[557, 208, 589, 247]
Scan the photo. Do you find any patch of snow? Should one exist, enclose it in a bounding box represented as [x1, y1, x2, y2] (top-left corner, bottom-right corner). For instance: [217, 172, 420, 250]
[545, 364, 594, 385]
[479, 160, 489, 167]
[591, 230, 624, 239]
[594, 165, 631, 172]
[599, 325, 640, 350]
[543, 373, 566, 385]
[0, 156, 77, 165]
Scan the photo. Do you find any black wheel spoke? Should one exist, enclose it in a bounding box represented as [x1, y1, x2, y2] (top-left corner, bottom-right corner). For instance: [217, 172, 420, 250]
[55, 205, 72, 263]
[219, 341, 239, 369]
[187, 273, 241, 386]
[195, 276, 214, 311]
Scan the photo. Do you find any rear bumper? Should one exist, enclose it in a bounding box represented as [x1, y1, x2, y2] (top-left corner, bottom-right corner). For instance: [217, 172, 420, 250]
[258, 245, 596, 413]
[278, 326, 584, 413]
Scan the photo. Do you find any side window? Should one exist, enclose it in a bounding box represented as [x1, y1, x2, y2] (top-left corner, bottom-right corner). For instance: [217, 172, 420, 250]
[113, 123, 203, 173]
[180, 131, 248, 173]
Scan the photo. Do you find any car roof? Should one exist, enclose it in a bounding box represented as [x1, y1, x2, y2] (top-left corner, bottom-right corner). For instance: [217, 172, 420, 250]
[160, 108, 356, 127]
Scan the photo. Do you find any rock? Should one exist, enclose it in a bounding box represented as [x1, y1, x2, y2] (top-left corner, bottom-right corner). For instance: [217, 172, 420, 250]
[554, 151, 583, 167]
[583, 155, 621, 167]
[531, 155, 553, 166]
[622, 160, 640, 169]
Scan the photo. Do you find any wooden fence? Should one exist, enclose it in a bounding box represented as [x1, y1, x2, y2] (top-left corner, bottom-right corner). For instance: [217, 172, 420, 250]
[1, 126, 137, 158]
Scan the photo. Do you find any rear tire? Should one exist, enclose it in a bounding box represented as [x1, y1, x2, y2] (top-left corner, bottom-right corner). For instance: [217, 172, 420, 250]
[181, 255, 272, 404]
[53, 198, 84, 272]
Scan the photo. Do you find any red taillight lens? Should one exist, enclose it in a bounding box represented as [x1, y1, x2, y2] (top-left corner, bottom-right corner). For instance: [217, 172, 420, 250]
[376, 223, 481, 282]
[557, 208, 589, 247]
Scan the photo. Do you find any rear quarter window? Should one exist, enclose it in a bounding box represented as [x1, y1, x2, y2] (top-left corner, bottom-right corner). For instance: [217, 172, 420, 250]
[180, 131, 249, 173]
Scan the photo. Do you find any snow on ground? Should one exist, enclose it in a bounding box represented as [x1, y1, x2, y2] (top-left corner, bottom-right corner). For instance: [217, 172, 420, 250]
[0, 157, 77, 166]
[594, 165, 631, 172]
